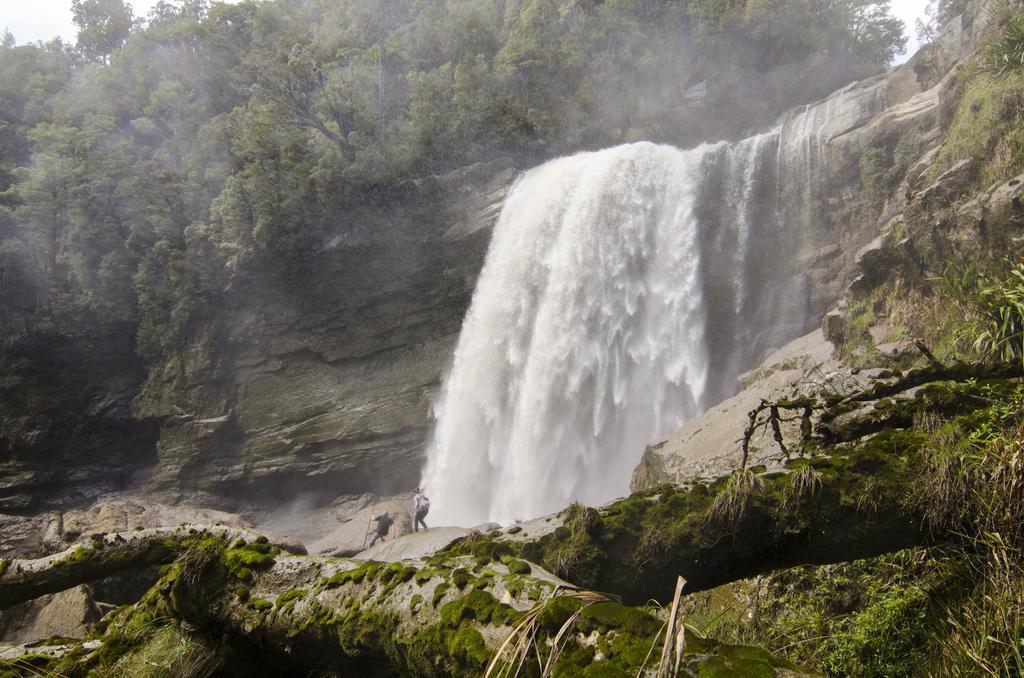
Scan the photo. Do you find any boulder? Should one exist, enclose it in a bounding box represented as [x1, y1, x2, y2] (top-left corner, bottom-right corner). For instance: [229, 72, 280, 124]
[309, 500, 413, 556]
[61, 500, 249, 542]
[849, 235, 889, 293]
[986, 173, 1024, 231]
[356, 526, 473, 562]
[0, 585, 101, 643]
[631, 330, 840, 489]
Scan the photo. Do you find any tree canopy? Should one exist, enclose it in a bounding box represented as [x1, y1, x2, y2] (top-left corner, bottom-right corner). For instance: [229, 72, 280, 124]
[0, 0, 904, 367]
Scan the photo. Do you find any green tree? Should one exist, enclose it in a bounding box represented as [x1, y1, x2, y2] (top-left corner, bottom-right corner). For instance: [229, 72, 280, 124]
[72, 0, 134, 63]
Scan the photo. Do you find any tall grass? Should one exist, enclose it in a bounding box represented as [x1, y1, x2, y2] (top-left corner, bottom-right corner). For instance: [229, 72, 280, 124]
[708, 470, 763, 526]
[918, 405, 1024, 674]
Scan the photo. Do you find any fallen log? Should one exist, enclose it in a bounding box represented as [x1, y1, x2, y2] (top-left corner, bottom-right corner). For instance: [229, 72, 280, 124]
[0, 525, 305, 610]
[52, 537, 809, 677]
[441, 428, 937, 604]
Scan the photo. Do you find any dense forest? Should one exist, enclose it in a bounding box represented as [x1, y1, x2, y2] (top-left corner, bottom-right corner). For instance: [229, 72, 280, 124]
[6, 0, 1024, 675]
[0, 0, 906, 368]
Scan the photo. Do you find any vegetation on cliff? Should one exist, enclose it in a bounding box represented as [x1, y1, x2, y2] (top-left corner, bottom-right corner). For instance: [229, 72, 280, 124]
[753, 14, 1024, 666]
[0, 0, 904, 364]
[2, 0, 1024, 676]
[2, 352, 1020, 675]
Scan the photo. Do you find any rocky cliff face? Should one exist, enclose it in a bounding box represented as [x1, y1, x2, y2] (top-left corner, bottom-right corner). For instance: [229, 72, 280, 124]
[774, 0, 994, 328]
[134, 159, 517, 518]
[0, 326, 161, 513]
[0, 158, 515, 521]
[633, 0, 1024, 490]
[0, 0, 996, 525]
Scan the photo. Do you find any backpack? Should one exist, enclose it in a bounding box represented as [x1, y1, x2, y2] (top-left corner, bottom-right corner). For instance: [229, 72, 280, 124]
[378, 514, 394, 530]
[420, 496, 430, 510]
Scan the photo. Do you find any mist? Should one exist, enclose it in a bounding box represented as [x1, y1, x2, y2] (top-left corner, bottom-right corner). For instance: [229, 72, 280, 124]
[0, 0, 910, 525]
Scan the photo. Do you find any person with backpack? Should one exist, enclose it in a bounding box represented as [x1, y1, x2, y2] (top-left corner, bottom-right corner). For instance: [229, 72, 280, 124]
[368, 511, 394, 546]
[412, 488, 430, 532]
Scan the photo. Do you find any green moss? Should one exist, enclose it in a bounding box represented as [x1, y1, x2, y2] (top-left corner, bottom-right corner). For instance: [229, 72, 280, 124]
[415, 567, 443, 585]
[446, 625, 491, 667]
[932, 65, 1024, 188]
[56, 546, 96, 566]
[406, 621, 490, 674]
[0, 559, 8, 578]
[451, 568, 471, 590]
[0, 655, 52, 675]
[378, 563, 417, 586]
[235, 585, 250, 602]
[694, 643, 793, 677]
[90, 627, 152, 670]
[409, 594, 424, 614]
[296, 599, 341, 633]
[559, 644, 596, 669]
[541, 596, 584, 632]
[439, 589, 518, 627]
[223, 546, 274, 576]
[325, 562, 383, 588]
[435, 535, 515, 565]
[501, 556, 532, 575]
[578, 602, 662, 637]
[247, 597, 273, 612]
[275, 589, 306, 607]
[336, 606, 402, 657]
[432, 582, 450, 607]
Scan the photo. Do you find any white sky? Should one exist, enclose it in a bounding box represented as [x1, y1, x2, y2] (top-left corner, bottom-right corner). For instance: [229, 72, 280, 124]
[2, 0, 933, 58]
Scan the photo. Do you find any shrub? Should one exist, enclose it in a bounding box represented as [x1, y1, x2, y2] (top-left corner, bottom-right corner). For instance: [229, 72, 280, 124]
[986, 13, 1024, 76]
[941, 259, 1024, 365]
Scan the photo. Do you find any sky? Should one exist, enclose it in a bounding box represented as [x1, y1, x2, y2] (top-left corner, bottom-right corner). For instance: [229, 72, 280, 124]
[2, 0, 933, 58]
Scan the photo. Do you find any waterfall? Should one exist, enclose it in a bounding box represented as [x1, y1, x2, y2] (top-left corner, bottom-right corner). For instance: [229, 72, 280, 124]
[423, 114, 835, 525]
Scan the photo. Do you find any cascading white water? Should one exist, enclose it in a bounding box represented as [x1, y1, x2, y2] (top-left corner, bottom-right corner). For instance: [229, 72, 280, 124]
[423, 109, 836, 525]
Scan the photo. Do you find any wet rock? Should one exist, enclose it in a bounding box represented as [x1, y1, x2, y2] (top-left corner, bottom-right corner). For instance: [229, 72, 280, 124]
[987, 173, 1024, 231]
[133, 160, 516, 517]
[849, 236, 890, 294]
[0, 514, 54, 560]
[356, 526, 472, 562]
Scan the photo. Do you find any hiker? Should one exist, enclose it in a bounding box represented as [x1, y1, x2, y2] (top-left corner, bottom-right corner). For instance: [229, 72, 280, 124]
[412, 487, 430, 532]
[368, 511, 393, 547]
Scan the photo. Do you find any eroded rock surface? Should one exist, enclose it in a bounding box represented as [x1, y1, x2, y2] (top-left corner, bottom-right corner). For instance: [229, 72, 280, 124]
[632, 330, 840, 488]
[773, 0, 994, 325]
[133, 160, 516, 517]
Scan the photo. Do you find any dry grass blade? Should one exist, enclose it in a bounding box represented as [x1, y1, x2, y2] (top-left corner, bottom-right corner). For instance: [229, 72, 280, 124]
[673, 618, 687, 675]
[636, 618, 670, 678]
[486, 587, 613, 678]
[542, 594, 608, 675]
[9, 656, 71, 678]
[637, 576, 687, 678]
[484, 602, 545, 678]
[657, 577, 687, 677]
